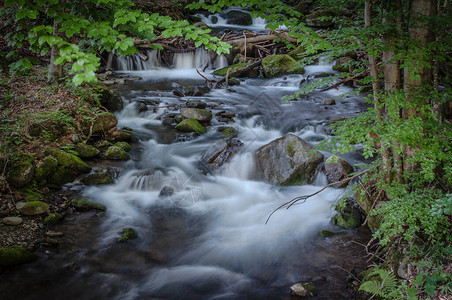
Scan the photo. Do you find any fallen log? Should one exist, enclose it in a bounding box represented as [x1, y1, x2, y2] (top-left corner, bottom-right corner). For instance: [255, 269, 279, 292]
[225, 32, 298, 45]
[320, 70, 369, 92]
[214, 59, 262, 88]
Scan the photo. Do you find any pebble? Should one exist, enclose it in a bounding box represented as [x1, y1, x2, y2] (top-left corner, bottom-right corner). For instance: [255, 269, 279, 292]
[46, 231, 64, 237]
[290, 283, 308, 297]
[2, 216, 23, 226]
[46, 237, 59, 245]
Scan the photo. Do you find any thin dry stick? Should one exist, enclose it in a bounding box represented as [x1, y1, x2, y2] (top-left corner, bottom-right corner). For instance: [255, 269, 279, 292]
[243, 32, 247, 62]
[265, 170, 368, 224]
[330, 265, 362, 283]
[196, 69, 214, 82]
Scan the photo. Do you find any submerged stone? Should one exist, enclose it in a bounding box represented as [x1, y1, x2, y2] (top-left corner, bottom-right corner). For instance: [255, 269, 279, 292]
[0, 246, 36, 267]
[117, 228, 138, 242]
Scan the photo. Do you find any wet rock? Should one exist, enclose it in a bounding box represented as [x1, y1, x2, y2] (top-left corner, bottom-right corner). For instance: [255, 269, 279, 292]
[222, 127, 238, 139]
[109, 129, 138, 142]
[74, 143, 100, 159]
[114, 141, 131, 152]
[16, 201, 49, 216]
[186, 100, 207, 109]
[180, 108, 212, 122]
[333, 57, 354, 72]
[172, 89, 185, 97]
[44, 213, 63, 226]
[45, 148, 91, 186]
[332, 202, 362, 229]
[193, 21, 209, 30]
[323, 98, 336, 105]
[201, 138, 243, 172]
[91, 82, 123, 112]
[46, 237, 59, 245]
[0, 246, 36, 266]
[290, 282, 317, 297]
[161, 113, 178, 126]
[175, 119, 206, 134]
[262, 54, 305, 78]
[323, 156, 354, 187]
[137, 102, 148, 113]
[117, 228, 138, 242]
[104, 146, 130, 160]
[314, 72, 335, 78]
[193, 86, 210, 96]
[7, 157, 35, 188]
[2, 216, 23, 226]
[70, 199, 106, 211]
[159, 186, 175, 197]
[80, 172, 114, 186]
[223, 9, 253, 26]
[255, 134, 324, 185]
[319, 230, 335, 237]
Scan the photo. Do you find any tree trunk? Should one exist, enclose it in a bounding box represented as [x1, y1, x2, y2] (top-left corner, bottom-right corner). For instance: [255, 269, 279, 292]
[48, 18, 63, 82]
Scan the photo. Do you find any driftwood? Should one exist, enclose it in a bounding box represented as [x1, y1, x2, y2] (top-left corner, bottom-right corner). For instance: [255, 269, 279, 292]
[320, 70, 369, 92]
[225, 32, 298, 45]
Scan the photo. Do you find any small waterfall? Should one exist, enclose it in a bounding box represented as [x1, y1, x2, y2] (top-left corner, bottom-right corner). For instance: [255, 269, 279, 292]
[173, 48, 226, 70]
[174, 52, 195, 69]
[115, 50, 161, 71]
[215, 54, 228, 69]
[314, 171, 328, 186]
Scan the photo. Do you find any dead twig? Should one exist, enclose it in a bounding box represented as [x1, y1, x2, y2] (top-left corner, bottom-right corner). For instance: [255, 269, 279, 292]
[320, 70, 369, 92]
[265, 170, 368, 224]
[196, 69, 214, 82]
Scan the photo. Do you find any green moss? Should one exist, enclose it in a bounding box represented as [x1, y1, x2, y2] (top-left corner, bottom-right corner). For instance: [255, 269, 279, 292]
[104, 146, 130, 160]
[44, 213, 63, 225]
[19, 187, 43, 201]
[319, 230, 335, 237]
[74, 143, 100, 158]
[301, 283, 317, 296]
[287, 141, 296, 157]
[222, 127, 238, 139]
[45, 148, 91, 173]
[70, 199, 106, 211]
[34, 156, 58, 182]
[332, 208, 361, 229]
[262, 54, 305, 78]
[114, 142, 131, 152]
[212, 62, 248, 76]
[175, 118, 206, 134]
[80, 172, 114, 185]
[16, 201, 49, 215]
[7, 158, 35, 188]
[117, 227, 138, 242]
[91, 112, 118, 134]
[0, 246, 36, 267]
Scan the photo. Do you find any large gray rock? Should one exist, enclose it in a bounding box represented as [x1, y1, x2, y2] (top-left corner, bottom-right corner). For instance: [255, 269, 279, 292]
[323, 155, 354, 187]
[180, 108, 212, 122]
[255, 134, 324, 185]
[200, 138, 243, 172]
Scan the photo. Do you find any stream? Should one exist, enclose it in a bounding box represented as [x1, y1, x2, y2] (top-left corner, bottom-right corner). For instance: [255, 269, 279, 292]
[0, 8, 372, 300]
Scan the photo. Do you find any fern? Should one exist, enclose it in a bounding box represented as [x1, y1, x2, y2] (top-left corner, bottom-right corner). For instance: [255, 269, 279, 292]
[359, 268, 401, 299]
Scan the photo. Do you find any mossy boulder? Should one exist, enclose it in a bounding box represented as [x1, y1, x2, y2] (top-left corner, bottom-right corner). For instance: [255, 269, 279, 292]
[332, 57, 354, 72]
[91, 82, 123, 112]
[180, 108, 212, 122]
[109, 129, 138, 143]
[74, 143, 100, 159]
[117, 227, 138, 242]
[175, 119, 206, 134]
[0, 246, 36, 267]
[19, 187, 43, 201]
[332, 206, 362, 229]
[255, 134, 324, 185]
[44, 213, 63, 226]
[7, 157, 35, 188]
[323, 156, 354, 187]
[319, 230, 335, 237]
[70, 199, 106, 211]
[104, 146, 130, 160]
[213, 62, 259, 78]
[114, 142, 131, 152]
[16, 201, 49, 216]
[91, 112, 118, 134]
[34, 156, 58, 182]
[262, 54, 305, 78]
[80, 172, 114, 186]
[45, 148, 91, 185]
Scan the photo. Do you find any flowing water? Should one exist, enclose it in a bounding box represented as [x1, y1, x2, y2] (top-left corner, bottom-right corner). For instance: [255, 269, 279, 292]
[0, 13, 373, 300]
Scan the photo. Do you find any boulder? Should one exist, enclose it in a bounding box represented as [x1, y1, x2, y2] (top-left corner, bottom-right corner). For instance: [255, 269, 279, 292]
[222, 127, 238, 139]
[74, 143, 100, 159]
[7, 158, 35, 188]
[323, 155, 354, 187]
[0, 246, 36, 267]
[175, 119, 206, 134]
[117, 227, 138, 242]
[80, 172, 114, 185]
[45, 148, 91, 185]
[201, 138, 243, 172]
[44, 213, 63, 226]
[16, 201, 49, 216]
[255, 134, 324, 185]
[34, 156, 58, 182]
[70, 199, 106, 211]
[223, 9, 253, 26]
[290, 282, 317, 297]
[104, 146, 130, 160]
[332, 200, 362, 229]
[262, 54, 305, 78]
[186, 99, 207, 109]
[109, 129, 137, 142]
[91, 82, 123, 112]
[114, 141, 131, 152]
[180, 108, 212, 122]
